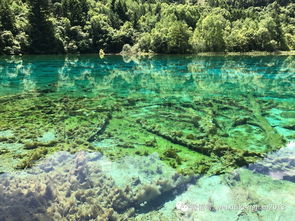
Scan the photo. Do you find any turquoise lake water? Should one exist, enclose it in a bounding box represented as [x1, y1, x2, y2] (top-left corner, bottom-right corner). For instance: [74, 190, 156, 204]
[0, 54, 294, 220]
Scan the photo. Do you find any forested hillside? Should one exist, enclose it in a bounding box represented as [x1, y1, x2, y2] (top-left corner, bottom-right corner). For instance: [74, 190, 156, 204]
[0, 0, 294, 54]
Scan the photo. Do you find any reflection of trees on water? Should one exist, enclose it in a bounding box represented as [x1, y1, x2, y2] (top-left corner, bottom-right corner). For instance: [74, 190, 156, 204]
[0, 55, 294, 99]
[187, 56, 295, 98]
[0, 56, 35, 95]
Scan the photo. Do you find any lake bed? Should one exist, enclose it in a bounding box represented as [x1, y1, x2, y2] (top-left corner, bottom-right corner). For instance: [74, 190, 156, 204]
[0, 54, 294, 220]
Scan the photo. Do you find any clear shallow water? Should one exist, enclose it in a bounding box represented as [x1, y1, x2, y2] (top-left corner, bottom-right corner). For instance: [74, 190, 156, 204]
[1, 55, 294, 98]
[0, 54, 295, 220]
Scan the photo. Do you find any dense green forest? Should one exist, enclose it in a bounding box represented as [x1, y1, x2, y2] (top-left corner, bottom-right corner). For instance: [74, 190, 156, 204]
[0, 0, 295, 54]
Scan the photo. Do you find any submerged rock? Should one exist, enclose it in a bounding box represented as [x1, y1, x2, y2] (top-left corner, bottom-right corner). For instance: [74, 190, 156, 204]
[248, 140, 295, 182]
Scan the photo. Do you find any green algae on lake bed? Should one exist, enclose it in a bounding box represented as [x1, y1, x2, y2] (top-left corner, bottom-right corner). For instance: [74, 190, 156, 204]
[1, 146, 295, 221]
[0, 54, 294, 175]
[0, 54, 295, 220]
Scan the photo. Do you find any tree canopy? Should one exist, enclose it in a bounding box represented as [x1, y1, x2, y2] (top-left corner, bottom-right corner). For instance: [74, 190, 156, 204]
[0, 0, 294, 54]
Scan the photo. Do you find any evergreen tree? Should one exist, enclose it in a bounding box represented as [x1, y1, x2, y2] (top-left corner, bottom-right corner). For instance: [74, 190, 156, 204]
[28, 0, 62, 53]
[61, 0, 89, 26]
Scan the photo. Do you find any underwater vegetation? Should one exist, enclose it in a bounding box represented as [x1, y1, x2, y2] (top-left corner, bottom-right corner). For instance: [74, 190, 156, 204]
[0, 55, 294, 177]
[0, 146, 295, 221]
[0, 87, 289, 175]
[0, 54, 294, 220]
[0, 152, 194, 221]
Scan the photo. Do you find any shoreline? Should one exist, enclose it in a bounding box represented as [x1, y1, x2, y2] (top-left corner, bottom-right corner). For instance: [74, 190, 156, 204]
[196, 51, 295, 56]
[1, 51, 295, 58]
